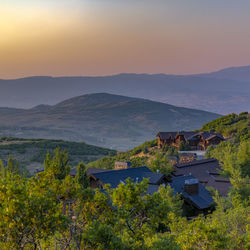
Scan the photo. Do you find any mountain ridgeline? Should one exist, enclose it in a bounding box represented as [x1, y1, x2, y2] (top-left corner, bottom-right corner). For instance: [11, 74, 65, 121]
[0, 93, 220, 150]
[0, 66, 249, 114]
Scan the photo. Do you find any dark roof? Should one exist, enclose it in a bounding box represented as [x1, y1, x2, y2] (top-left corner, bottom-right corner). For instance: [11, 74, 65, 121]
[157, 132, 178, 140]
[173, 158, 231, 196]
[199, 131, 224, 140]
[91, 166, 164, 188]
[157, 131, 224, 142]
[147, 184, 160, 195]
[176, 158, 217, 168]
[178, 131, 197, 140]
[87, 167, 111, 176]
[170, 175, 214, 210]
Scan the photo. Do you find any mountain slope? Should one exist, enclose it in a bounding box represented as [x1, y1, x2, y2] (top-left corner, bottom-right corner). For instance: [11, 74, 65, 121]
[0, 93, 220, 150]
[0, 66, 249, 114]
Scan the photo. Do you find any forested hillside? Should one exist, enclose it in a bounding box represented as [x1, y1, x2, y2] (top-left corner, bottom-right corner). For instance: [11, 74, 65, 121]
[0, 114, 249, 248]
[205, 112, 250, 178]
[201, 111, 249, 141]
[0, 137, 115, 175]
[89, 112, 250, 179]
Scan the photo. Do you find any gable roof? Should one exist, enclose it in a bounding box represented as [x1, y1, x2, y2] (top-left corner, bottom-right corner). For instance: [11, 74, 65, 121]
[157, 131, 224, 142]
[157, 132, 178, 140]
[176, 158, 217, 168]
[170, 175, 214, 210]
[178, 131, 197, 140]
[87, 167, 111, 176]
[91, 166, 164, 188]
[199, 131, 224, 140]
[173, 158, 231, 196]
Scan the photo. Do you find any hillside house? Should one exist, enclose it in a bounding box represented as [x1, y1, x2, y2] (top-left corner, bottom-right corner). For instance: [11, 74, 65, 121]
[87, 166, 215, 215]
[157, 131, 224, 150]
[172, 158, 231, 196]
[88, 166, 166, 189]
[114, 161, 131, 170]
[170, 175, 214, 216]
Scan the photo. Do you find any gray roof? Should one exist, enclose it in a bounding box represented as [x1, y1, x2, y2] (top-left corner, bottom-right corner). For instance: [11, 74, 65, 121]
[199, 131, 224, 140]
[87, 167, 111, 176]
[157, 131, 224, 142]
[176, 158, 217, 168]
[170, 175, 214, 210]
[157, 132, 178, 140]
[174, 158, 231, 196]
[91, 166, 164, 188]
[178, 131, 197, 140]
[147, 184, 160, 195]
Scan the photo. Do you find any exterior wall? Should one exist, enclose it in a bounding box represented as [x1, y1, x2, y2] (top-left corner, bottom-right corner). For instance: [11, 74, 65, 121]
[158, 137, 174, 148]
[205, 137, 223, 148]
[158, 137, 163, 148]
[89, 177, 103, 189]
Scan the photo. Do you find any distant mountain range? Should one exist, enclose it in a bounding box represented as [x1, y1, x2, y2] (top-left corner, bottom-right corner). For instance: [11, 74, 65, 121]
[0, 93, 220, 150]
[0, 66, 249, 114]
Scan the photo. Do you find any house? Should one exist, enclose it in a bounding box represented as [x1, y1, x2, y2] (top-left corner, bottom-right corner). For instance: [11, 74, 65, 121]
[88, 166, 215, 216]
[179, 152, 197, 163]
[88, 166, 166, 189]
[86, 167, 111, 176]
[157, 131, 224, 150]
[157, 132, 179, 148]
[114, 161, 131, 170]
[170, 175, 214, 216]
[172, 158, 231, 196]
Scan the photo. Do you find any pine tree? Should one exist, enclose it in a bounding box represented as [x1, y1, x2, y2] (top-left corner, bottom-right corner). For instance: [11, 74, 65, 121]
[75, 162, 89, 189]
[44, 148, 70, 180]
[6, 155, 20, 176]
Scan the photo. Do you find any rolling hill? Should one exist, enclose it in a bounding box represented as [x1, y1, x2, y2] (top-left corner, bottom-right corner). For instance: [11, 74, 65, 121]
[0, 93, 220, 150]
[0, 137, 116, 175]
[0, 66, 249, 114]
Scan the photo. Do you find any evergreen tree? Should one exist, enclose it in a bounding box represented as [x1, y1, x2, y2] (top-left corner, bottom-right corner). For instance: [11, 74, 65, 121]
[6, 155, 20, 176]
[75, 162, 89, 189]
[44, 148, 70, 180]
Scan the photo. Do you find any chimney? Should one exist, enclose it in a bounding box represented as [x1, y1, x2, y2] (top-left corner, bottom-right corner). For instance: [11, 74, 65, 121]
[184, 179, 199, 195]
[156, 169, 159, 174]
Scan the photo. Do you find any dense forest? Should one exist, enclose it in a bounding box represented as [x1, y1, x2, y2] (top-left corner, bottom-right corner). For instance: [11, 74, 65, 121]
[0, 113, 249, 249]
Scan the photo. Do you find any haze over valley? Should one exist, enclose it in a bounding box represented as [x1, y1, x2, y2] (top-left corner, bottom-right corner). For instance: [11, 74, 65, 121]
[0, 93, 220, 150]
[0, 66, 249, 115]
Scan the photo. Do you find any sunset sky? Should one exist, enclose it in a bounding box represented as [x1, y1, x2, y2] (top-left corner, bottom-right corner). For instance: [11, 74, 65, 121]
[1, 0, 250, 78]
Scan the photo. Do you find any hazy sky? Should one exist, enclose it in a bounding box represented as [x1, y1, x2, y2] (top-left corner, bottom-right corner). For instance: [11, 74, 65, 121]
[1, 0, 250, 78]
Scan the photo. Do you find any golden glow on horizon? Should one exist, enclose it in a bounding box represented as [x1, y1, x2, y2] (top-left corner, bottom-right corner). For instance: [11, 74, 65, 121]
[0, 1, 250, 78]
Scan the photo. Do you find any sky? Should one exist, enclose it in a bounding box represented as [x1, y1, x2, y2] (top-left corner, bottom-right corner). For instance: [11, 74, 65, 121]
[1, 0, 250, 78]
